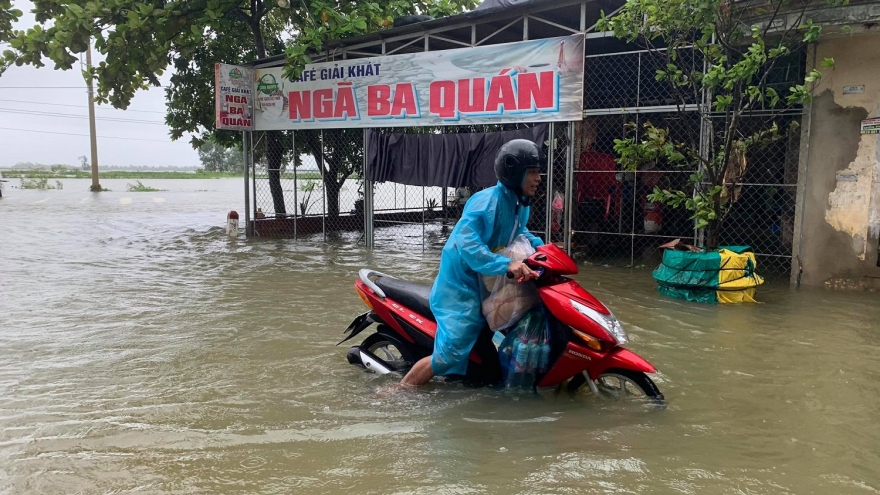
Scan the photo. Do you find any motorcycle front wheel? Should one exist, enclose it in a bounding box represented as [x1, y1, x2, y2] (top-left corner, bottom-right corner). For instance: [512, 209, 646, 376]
[568, 368, 665, 408]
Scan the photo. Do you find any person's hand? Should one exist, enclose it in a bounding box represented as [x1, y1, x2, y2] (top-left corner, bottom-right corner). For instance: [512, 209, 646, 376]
[507, 260, 539, 281]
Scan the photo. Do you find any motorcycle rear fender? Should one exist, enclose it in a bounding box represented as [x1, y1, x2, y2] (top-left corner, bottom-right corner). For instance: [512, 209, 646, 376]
[337, 311, 377, 346]
[355, 279, 436, 344]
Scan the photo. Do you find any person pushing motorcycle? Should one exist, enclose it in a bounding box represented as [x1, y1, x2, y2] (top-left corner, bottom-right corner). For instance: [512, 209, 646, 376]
[401, 139, 545, 387]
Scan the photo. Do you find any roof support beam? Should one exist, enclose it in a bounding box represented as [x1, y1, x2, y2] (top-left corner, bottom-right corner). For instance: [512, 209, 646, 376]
[429, 34, 472, 48]
[474, 16, 523, 46]
[526, 14, 580, 34]
[385, 35, 426, 55]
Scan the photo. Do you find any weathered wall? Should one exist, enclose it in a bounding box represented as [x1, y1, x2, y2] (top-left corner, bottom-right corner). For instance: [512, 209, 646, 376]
[794, 31, 880, 288]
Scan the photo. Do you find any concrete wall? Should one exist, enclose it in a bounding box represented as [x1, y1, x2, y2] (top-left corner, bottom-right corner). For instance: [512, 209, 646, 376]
[794, 31, 880, 288]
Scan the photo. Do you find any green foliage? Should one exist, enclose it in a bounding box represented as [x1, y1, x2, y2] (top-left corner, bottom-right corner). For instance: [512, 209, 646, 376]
[8, 161, 86, 174]
[298, 178, 321, 216]
[3, 0, 476, 144]
[598, 0, 830, 249]
[0, 0, 22, 74]
[20, 177, 55, 189]
[126, 180, 165, 192]
[281, 0, 479, 80]
[197, 140, 243, 172]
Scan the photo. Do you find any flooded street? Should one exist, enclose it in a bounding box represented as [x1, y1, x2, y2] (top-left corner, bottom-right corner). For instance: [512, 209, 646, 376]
[1, 179, 879, 494]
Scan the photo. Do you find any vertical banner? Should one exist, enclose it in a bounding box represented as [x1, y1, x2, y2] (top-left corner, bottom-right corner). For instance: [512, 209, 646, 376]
[254, 34, 585, 130]
[215, 63, 255, 130]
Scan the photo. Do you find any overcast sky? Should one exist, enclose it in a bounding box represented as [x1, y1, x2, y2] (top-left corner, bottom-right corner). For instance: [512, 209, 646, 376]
[0, 2, 202, 169]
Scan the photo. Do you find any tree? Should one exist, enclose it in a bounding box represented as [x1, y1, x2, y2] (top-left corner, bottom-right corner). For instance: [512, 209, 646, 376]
[598, 0, 831, 250]
[198, 140, 241, 172]
[3, 0, 478, 218]
[0, 1, 21, 70]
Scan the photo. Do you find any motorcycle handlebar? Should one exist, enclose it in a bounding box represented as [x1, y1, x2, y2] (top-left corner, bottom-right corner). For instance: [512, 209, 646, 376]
[506, 260, 543, 281]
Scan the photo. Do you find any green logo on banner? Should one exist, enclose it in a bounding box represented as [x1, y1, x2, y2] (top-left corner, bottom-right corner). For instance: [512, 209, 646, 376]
[229, 67, 243, 79]
[258, 74, 280, 94]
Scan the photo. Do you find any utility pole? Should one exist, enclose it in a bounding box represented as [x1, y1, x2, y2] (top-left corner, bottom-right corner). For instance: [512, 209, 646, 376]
[85, 38, 102, 192]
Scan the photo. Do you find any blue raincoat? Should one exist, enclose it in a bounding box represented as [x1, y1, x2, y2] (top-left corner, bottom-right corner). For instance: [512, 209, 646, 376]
[429, 182, 543, 376]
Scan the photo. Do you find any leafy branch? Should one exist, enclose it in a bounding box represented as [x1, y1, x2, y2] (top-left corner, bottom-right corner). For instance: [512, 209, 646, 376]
[598, 0, 832, 249]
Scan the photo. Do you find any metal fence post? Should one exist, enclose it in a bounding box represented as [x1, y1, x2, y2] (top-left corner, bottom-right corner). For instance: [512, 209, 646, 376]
[243, 131, 252, 237]
[320, 129, 327, 241]
[252, 132, 259, 234]
[422, 186, 426, 252]
[545, 122, 556, 243]
[292, 131, 298, 240]
[564, 122, 575, 254]
[364, 129, 376, 248]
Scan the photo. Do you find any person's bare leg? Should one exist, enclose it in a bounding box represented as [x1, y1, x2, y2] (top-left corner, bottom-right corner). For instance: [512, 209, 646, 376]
[400, 356, 434, 387]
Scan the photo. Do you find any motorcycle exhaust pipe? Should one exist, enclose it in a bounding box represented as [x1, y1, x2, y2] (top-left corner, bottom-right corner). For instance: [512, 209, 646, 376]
[349, 349, 394, 375]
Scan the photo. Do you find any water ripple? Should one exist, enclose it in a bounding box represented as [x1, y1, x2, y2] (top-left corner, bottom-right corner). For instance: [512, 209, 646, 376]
[2, 180, 880, 494]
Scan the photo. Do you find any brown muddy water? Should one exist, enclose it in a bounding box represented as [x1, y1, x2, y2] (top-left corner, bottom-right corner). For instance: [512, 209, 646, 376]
[1, 179, 879, 495]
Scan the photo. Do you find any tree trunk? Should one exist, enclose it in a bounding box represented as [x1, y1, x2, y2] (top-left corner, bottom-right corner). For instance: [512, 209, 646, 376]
[252, 19, 266, 61]
[302, 131, 344, 220]
[326, 180, 341, 218]
[266, 131, 287, 217]
[706, 219, 720, 251]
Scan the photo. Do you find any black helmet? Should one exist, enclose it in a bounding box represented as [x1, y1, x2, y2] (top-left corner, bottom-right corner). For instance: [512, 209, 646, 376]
[494, 139, 543, 194]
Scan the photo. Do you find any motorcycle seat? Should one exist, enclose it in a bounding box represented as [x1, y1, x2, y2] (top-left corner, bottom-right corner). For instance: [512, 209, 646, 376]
[374, 277, 435, 321]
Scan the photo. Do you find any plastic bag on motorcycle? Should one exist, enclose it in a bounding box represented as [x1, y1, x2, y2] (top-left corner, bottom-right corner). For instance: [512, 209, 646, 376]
[497, 309, 552, 388]
[480, 234, 541, 332]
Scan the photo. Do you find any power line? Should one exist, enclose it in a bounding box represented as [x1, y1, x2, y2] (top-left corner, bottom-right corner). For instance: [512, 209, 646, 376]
[0, 85, 169, 89]
[1, 108, 165, 125]
[0, 126, 182, 143]
[0, 86, 90, 89]
[0, 107, 166, 125]
[0, 98, 166, 114]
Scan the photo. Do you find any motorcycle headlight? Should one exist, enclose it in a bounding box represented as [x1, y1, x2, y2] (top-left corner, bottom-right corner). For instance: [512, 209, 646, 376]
[571, 300, 628, 345]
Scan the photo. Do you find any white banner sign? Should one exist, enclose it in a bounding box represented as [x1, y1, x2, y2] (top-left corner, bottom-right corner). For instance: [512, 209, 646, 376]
[215, 63, 255, 130]
[253, 34, 585, 130]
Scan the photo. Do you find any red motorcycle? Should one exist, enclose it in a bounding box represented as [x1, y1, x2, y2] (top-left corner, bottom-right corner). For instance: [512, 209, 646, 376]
[340, 243, 665, 405]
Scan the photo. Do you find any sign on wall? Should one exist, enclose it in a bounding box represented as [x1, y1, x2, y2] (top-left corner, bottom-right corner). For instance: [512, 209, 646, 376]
[253, 34, 585, 130]
[861, 117, 880, 135]
[215, 63, 255, 130]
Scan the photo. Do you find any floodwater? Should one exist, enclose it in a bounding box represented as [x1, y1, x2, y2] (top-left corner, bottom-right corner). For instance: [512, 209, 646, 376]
[1, 178, 879, 495]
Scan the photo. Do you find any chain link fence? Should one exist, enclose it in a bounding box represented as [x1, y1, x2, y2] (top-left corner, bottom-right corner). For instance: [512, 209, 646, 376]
[570, 112, 700, 269]
[246, 46, 803, 279]
[367, 124, 551, 252]
[250, 129, 365, 244]
[249, 123, 560, 251]
[367, 126, 446, 252]
[532, 122, 572, 248]
[715, 113, 801, 277]
[568, 47, 802, 278]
